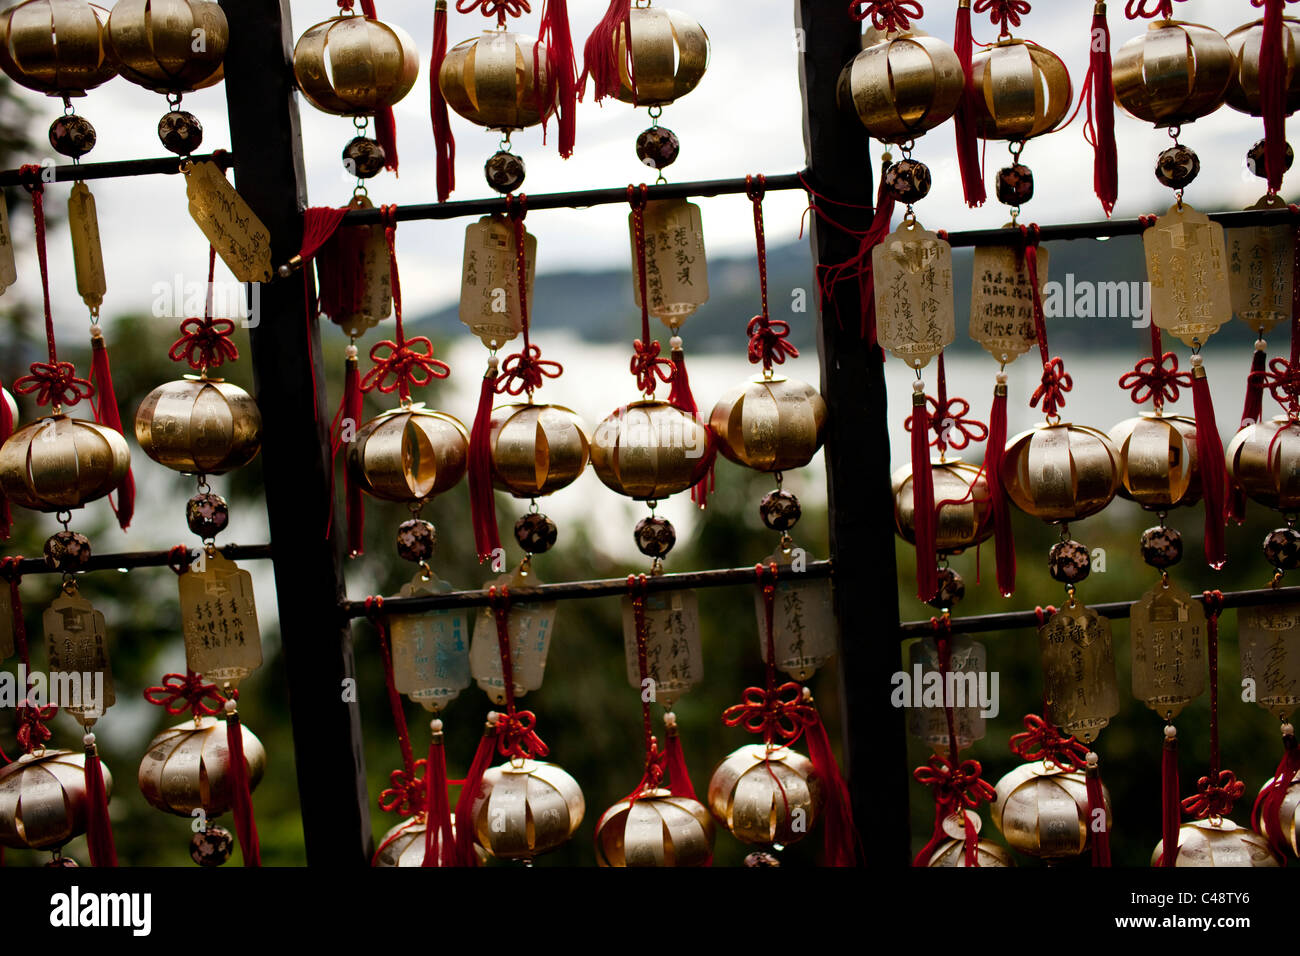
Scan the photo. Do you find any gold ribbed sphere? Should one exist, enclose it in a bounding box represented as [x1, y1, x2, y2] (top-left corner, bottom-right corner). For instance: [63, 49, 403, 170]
[709, 376, 826, 473]
[612, 6, 709, 107]
[489, 402, 590, 499]
[292, 14, 419, 116]
[1000, 422, 1121, 522]
[348, 405, 469, 503]
[134, 377, 262, 475]
[1226, 416, 1300, 512]
[0, 414, 129, 511]
[0, 750, 112, 850]
[992, 762, 1111, 860]
[106, 0, 228, 94]
[1113, 20, 1234, 126]
[1153, 818, 1281, 867]
[594, 790, 715, 867]
[439, 30, 555, 131]
[892, 458, 993, 554]
[137, 716, 265, 816]
[0, 0, 115, 96]
[590, 400, 713, 501]
[469, 759, 585, 861]
[837, 30, 964, 144]
[970, 38, 1073, 140]
[1108, 413, 1202, 510]
[707, 744, 824, 847]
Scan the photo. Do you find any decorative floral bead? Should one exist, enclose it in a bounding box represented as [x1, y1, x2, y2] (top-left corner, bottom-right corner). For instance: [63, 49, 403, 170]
[1048, 539, 1091, 584]
[759, 490, 802, 532]
[343, 137, 387, 179]
[396, 519, 437, 564]
[1155, 145, 1200, 190]
[158, 110, 203, 156]
[927, 568, 965, 609]
[1140, 526, 1182, 569]
[187, 492, 230, 539]
[1263, 527, 1300, 571]
[44, 531, 91, 571]
[883, 158, 931, 204]
[190, 825, 234, 866]
[484, 150, 526, 194]
[634, 516, 676, 558]
[995, 163, 1034, 206]
[49, 116, 97, 159]
[636, 126, 680, 169]
[514, 513, 558, 555]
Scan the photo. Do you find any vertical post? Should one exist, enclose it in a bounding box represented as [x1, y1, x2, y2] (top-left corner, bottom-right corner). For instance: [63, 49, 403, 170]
[219, 0, 372, 865]
[796, 0, 911, 862]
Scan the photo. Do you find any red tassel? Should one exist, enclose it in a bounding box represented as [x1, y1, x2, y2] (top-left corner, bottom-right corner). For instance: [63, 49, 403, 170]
[538, 0, 577, 158]
[1191, 362, 1227, 569]
[0, 378, 12, 540]
[83, 737, 117, 867]
[667, 343, 713, 509]
[805, 703, 859, 866]
[962, 810, 981, 867]
[468, 367, 501, 564]
[1089, 2, 1118, 215]
[1161, 729, 1180, 867]
[1229, 345, 1268, 524]
[316, 224, 370, 322]
[984, 379, 1015, 596]
[454, 719, 499, 867]
[224, 702, 261, 866]
[952, 0, 985, 208]
[1261, 0, 1288, 194]
[89, 332, 134, 531]
[430, 0, 456, 201]
[1253, 729, 1300, 858]
[911, 390, 938, 602]
[422, 728, 457, 867]
[358, 0, 398, 172]
[580, 0, 631, 103]
[663, 718, 696, 801]
[1085, 756, 1111, 867]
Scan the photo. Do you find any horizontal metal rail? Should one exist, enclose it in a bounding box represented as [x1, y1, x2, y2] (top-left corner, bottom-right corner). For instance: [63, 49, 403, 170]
[939, 206, 1298, 247]
[0, 152, 235, 187]
[0, 543, 273, 578]
[342, 559, 833, 617]
[899, 584, 1300, 636]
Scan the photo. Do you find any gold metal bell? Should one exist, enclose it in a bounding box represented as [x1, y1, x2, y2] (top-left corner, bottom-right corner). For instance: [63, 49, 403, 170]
[837, 29, 964, 144]
[891, 458, 992, 554]
[969, 38, 1072, 140]
[468, 759, 585, 860]
[709, 376, 827, 473]
[611, 6, 709, 107]
[1113, 20, 1234, 126]
[1227, 17, 1300, 117]
[1226, 416, 1300, 511]
[0, 750, 111, 850]
[707, 744, 824, 847]
[489, 402, 590, 499]
[1256, 770, 1300, 857]
[1000, 422, 1121, 522]
[134, 376, 262, 475]
[1108, 413, 1202, 511]
[594, 790, 715, 867]
[925, 812, 1015, 867]
[292, 14, 419, 116]
[372, 816, 484, 867]
[0, 414, 129, 511]
[991, 762, 1111, 860]
[1152, 818, 1281, 867]
[590, 400, 712, 501]
[138, 715, 265, 816]
[439, 31, 555, 131]
[348, 404, 469, 503]
[0, 0, 116, 96]
[106, 0, 228, 94]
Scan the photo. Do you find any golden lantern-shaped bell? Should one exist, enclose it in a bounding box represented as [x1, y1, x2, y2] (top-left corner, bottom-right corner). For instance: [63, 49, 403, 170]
[1226, 417, 1300, 511]
[837, 29, 964, 144]
[1226, 17, 1300, 117]
[134, 376, 262, 476]
[468, 759, 585, 861]
[1153, 818, 1281, 867]
[991, 762, 1111, 860]
[1107, 413, 1202, 511]
[925, 812, 1015, 867]
[709, 376, 827, 473]
[439, 31, 555, 132]
[0, 750, 112, 850]
[1113, 20, 1234, 127]
[1000, 422, 1121, 522]
[106, 0, 228, 93]
[594, 790, 715, 867]
[610, 6, 709, 107]
[590, 400, 713, 501]
[969, 38, 1072, 140]
[292, 14, 419, 116]
[138, 715, 265, 816]
[489, 402, 590, 499]
[708, 744, 824, 847]
[372, 816, 485, 867]
[348, 404, 469, 503]
[1256, 769, 1300, 857]
[892, 458, 992, 554]
[0, 0, 116, 96]
[0, 414, 129, 511]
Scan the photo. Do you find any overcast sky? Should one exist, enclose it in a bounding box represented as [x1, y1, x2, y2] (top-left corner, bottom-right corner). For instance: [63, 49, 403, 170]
[0, 0, 1284, 340]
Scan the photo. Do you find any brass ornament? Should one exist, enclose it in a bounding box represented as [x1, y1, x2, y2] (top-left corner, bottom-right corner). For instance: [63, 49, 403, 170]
[1238, 603, 1300, 720]
[1225, 416, 1300, 512]
[1153, 818, 1281, 867]
[388, 570, 471, 712]
[0, 0, 115, 96]
[469, 566, 556, 703]
[1040, 601, 1120, 743]
[68, 182, 105, 314]
[1129, 577, 1207, 719]
[1256, 770, 1300, 857]
[621, 588, 702, 704]
[373, 816, 483, 867]
[1112, 20, 1233, 127]
[460, 215, 533, 349]
[134, 376, 262, 475]
[871, 218, 955, 369]
[347, 404, 469, 503]
[0, 414, 129, 511]
[709, 376, 827, 473]
[751, 549, 837, 682]
[991, 762, 1111, 860]
[836, 29, 964, 144]
[1228, 197, 1294, 335]
[1225, 17, 1300, 117]
[590, 400, 713, 501]
[44, 584, 114, 725]
[439, 31, 555, 131]
[969, 39, 1073, 140]
[138, 714, 265, 816]
[106, 0, 228, 94]
[906, 637, 988, 750]
[892, 457, 992, 554]
[969, 242, 1048, 364]
[629, 199, 708, 328]
[707, 744, 824, 847]
[489, 402, 590, 499]
[469, 759, 585, 860]
[926, 812, 1014, 867]
[1143, 203, 1231, 348]
[1107, 413, 1202, 510]
[0, 750, 111, 850]
[292, 14, 419, 116]
[612, 6, 709, 107]
[179, 550, 261, 686]
[181, 160, 273, 284]
[594, 790, 714, 867]
[1000, 422, 1121, 522]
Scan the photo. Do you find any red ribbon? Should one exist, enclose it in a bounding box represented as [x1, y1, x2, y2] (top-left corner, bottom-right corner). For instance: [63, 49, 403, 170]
[143, 671, 225, 718]
[1008, 713, 1089, 770]
[721, 682, 818, 745]
[974, 0, 1030, 36]
[456, 0, 528, 24]
[905, 393, 987, 451]
[1119, 352, 1192, 408]
[913, 754, 996, 809]
[1030, 357, 1072, 418]
[629, 339, 675, 395]
[378, 759, 428, 816]
[1125, 0, 1180, 18]
[1253, 356, 1300, 415]
[494, 708, 549, 761]
[497, 344, 562, 396]
[1180, 769, 1245, 820]
[747, 315, 799, 370]
[360, 337, 450, 395]
[16, 699, 56, 754]
[13, 361, 94, 409]
[849, 0, 924, 32]
[168, 316, 239, 371]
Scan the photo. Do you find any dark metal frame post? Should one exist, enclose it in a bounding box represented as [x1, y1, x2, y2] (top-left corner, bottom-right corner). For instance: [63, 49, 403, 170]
[796, 0, 910, 863]
[219, 0, 372, 865]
